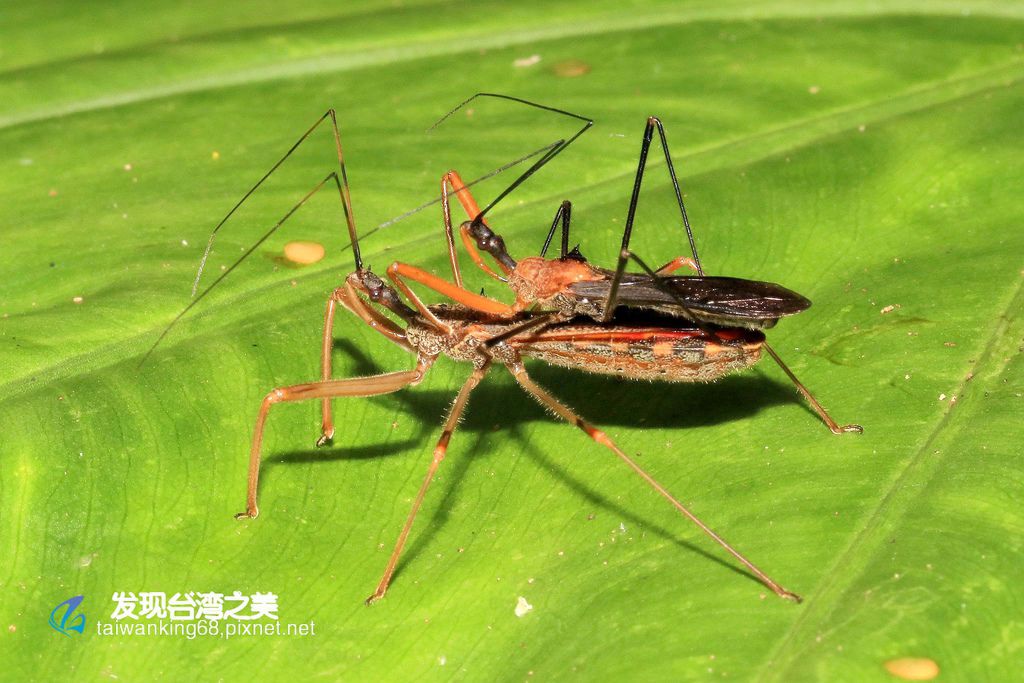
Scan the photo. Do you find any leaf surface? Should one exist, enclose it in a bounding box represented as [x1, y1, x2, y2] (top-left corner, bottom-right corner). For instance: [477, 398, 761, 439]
[2, 2, 1022, 680]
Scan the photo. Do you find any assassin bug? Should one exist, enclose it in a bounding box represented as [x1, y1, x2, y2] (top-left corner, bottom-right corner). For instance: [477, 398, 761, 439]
[167, 97, 860, 606]
[418, 94, 862, 435]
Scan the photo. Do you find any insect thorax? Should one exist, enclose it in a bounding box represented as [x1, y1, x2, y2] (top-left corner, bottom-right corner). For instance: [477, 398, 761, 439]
[509, 257, 603, 313]
[406, 316, 514, 369]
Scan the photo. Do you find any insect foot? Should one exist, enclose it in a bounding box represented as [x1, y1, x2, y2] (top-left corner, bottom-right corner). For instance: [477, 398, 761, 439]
[365, 590, 385, 606]
[234, 506, 259, 520]
[315, 427, 335, 448]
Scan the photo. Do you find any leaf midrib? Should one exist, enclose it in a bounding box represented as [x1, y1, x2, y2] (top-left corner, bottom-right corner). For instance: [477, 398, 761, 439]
[3, 2, 1023, 132]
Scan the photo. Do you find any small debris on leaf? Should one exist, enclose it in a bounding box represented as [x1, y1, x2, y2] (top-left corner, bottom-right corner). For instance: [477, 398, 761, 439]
[284, 240, 326, 265]
[884, 657, 939, 680]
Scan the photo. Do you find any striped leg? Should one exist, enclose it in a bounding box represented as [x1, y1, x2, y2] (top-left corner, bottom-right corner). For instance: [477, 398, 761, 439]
[318, 282, 417, 446]
[237, 362, 429, 521]
[366, 362, 491, 604]
[508, 361, 801, 602]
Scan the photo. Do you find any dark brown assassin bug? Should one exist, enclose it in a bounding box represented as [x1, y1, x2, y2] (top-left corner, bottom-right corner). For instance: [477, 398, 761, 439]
[420, 94, 862, 435]
[159, 97, 860, 606]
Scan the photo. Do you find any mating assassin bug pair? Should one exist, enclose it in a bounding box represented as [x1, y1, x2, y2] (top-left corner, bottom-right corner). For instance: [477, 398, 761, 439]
[167, 94, 862, 605]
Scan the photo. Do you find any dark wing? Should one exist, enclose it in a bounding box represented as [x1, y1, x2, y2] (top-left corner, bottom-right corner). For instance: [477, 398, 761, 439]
[568, 275, 811, 324]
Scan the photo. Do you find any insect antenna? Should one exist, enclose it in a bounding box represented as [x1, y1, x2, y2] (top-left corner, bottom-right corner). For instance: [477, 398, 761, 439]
[141, 104, 566, 368]
[191, 110, 357, 296]
[368, 141, 560, 232]
[139, 108, 360, 368]
[429, 93, 593, 223]
[138, 172, 345, 367]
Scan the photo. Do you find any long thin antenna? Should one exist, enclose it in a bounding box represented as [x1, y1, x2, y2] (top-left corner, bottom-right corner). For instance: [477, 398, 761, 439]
[370, 141, 559, 232]
[429, 93, 593, 221]
[191, 109, 356, 297]
[139, 173, 343, 367]
[142, 143, 555, 367]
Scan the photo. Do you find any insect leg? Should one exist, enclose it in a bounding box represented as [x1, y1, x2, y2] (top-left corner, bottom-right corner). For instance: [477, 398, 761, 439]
[610, 250, 718, 337]
[763, 344, 864, 434]
[317, 282, 416, 446]
[539, 200, 573, 259]
[617, 251, 861, 435]
[619, 116, 703, 275]
[442, 170, 509, 285]
[655, 255, 700, 275]
[385, 262, 517, 331]
[508, 361, 802, 602]
[366, 361, 491, 604]
[603, 117, 704, 322]
[236, 360, 430, 521]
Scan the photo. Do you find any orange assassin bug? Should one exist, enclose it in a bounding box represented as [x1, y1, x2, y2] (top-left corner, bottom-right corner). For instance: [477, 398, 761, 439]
[152, 95, 862, 604]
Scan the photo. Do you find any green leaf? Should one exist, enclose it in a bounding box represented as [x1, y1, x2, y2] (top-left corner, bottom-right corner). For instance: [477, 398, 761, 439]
[4, 2, 1023, 679]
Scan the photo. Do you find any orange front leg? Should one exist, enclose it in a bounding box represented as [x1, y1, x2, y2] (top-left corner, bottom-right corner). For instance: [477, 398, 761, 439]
[655, 255, 700, 275]
[386, 262, 517, 330]
[441, 170, 509, 284]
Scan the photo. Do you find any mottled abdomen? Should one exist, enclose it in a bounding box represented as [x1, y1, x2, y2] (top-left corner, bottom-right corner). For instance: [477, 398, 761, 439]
[511, 325, 765, 382]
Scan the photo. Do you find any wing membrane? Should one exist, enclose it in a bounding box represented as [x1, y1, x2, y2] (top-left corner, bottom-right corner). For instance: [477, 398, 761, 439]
[569, 275, 811, 327]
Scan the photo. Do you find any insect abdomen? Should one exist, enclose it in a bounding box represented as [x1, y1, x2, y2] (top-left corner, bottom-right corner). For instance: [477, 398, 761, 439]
[512, 326, 764, 382]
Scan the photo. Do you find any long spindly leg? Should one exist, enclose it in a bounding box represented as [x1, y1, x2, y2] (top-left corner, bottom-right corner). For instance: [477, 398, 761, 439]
[236, 361, 430, 520]
[317, 282, 417, 446]
[655, 254, 699, 275]
[366, 361, 491, 604]
[603, 116, 705, 322]
[507, 361, 802, 602]
[619, 116, 703, 275]
[613, 251, 861, 436]
[763, 343, 863, 434]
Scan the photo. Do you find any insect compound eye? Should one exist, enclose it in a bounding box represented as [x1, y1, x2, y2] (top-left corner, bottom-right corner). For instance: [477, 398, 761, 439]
[360, 271, 385, 299]
[475, 229, 493, 248]
[467, 220, 494, 245]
